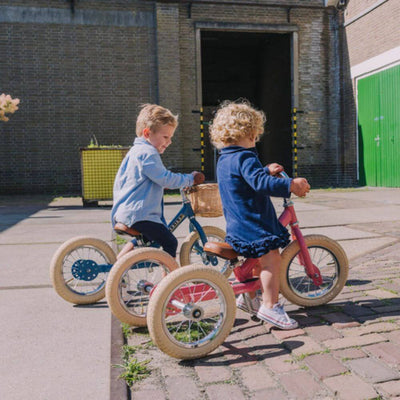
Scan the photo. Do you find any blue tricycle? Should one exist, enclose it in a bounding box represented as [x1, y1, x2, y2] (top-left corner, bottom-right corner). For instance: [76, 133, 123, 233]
[49, 185, 225, 326]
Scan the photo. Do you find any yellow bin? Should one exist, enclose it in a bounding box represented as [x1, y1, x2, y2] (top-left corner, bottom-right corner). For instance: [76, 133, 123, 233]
[80, 147, 130, 205]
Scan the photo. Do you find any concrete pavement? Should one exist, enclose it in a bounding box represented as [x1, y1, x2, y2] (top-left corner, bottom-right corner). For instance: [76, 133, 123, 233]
[1, 187, 400, 399]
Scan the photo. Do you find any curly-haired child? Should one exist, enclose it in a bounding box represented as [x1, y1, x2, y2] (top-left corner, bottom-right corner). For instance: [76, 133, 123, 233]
[209, 100, 310, 329]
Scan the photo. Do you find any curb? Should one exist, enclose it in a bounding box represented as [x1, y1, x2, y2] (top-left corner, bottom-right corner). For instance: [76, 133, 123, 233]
[110, 313, 129, 400]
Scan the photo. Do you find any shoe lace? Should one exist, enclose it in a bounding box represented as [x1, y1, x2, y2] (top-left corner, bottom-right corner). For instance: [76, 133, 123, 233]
[274, 303, 291, 323]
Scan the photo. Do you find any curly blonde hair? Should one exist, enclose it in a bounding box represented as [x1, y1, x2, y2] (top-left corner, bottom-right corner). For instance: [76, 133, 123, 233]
[136, 104, 178, 137]
[209, 100, 266, 149]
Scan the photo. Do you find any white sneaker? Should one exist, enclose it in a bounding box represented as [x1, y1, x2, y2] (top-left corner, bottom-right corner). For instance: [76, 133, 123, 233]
[256, 303, 299, 330]
[236, 294, 261, 315]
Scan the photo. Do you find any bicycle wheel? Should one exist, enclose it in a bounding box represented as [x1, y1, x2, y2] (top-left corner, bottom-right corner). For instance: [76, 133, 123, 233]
[147, 265, 236, 360]
[180, 226, 229, 276]
[280, 234, 349, 307]
[106, 248, 179, 326]
[50, 236, 116, 304]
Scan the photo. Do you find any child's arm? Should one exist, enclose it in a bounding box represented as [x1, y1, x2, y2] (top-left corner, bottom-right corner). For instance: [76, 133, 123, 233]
[142, 153, 201, 189]
[240, 154, 291, 198]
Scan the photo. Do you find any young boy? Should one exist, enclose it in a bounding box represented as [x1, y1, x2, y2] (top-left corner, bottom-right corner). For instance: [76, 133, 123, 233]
[112, 104, 204, 259]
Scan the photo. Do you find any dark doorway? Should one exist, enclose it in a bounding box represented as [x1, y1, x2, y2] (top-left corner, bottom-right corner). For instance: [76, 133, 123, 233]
[201, 30, 292, 179]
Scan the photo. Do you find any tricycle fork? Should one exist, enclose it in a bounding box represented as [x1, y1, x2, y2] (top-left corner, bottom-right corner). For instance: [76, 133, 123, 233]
[280, 199, 323, 286]
[291, 225, 323, 286]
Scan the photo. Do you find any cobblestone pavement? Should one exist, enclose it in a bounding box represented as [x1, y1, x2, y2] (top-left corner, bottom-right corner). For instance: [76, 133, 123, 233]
[121, 242, 400, 400]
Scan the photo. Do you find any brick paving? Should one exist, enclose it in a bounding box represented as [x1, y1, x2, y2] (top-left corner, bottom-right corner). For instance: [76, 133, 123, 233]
[116, 241, 400, 399]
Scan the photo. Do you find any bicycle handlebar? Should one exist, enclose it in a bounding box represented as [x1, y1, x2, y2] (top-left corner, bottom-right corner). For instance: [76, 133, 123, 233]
[279, 171, 290, 179]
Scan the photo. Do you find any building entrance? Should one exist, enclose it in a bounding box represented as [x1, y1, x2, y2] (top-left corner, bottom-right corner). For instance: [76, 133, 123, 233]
[200, 30, 292, 180]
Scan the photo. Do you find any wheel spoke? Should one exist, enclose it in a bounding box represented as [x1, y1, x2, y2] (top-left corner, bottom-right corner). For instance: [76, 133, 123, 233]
[287, 245, 339, 299]
[163, 278, 227, 349]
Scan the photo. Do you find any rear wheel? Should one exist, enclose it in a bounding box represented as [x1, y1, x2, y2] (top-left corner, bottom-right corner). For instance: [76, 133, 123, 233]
[180, 226, 229, 276]
[147, 265, 236, 359]
[50, 236, 116, 304]
[106, 248, 179, 326]
[280, 235, 349, 307]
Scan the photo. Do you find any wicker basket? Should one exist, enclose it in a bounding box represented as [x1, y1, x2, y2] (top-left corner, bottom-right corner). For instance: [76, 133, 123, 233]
[188, 183, 223, 217]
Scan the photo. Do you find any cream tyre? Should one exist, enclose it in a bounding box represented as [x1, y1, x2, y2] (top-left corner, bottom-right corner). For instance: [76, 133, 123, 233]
[50, 236, 116, 304]
[106, 248, 179, 326]
[180, 226, 229, 276]
[280, 235, 349, 307]
[147, 265, 236, 360]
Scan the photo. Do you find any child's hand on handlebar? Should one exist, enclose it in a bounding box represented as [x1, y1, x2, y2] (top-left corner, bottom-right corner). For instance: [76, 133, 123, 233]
[192, 171, 205, 185]
[266, 163, 284, 176]
[290, 178, 311, 197]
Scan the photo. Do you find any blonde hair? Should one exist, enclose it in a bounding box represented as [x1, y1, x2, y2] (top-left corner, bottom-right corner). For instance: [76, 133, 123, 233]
[136, 104, 178, 136]
[209, 100, 266, 149]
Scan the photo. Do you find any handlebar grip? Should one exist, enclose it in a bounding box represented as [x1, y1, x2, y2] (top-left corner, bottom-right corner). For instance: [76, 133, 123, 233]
[279, 171, 290, 179]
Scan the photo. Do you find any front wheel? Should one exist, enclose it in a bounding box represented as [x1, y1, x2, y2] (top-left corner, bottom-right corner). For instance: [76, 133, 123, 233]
[147, 265, 236, 360]
[50, 236, 116, 304]
[180, 226, 228, 275]
[106, 248, 179, 327]
[280, 234, 349, 307]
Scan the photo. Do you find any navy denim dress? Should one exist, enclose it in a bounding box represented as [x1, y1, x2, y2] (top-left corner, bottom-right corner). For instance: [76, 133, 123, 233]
[217, 146, 292, 258]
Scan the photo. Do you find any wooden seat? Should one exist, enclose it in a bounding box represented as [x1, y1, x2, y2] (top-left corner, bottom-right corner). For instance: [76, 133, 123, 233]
[114, 222, 142, 237]
[203, 242, 238, 260]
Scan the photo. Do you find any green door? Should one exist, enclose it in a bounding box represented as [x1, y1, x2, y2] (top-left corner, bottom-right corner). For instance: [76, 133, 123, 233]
[358, 64, 400, 187]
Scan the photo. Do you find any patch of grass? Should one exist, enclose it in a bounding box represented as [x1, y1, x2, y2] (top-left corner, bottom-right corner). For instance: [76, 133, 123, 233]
[115, 234, 128, 246]
[121, 323, 133, 338]
[292, 349, 330, 363]
[292, 353, 308, 362]
[113, 345, 151, 387]
[172, 321, 213, 342]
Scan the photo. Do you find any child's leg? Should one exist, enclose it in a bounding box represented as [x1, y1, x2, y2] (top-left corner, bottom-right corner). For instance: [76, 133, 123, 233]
[237, 250, 280, 314]
[255, 249, 298, 329]
[131, 221, 178, 258]
[258, 249, 281, 308]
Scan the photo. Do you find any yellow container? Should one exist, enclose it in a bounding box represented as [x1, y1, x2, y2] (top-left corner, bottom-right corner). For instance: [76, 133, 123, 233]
[80, 147, 130, 204]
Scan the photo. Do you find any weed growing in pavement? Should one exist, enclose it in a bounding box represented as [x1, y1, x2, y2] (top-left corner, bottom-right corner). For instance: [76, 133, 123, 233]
[340, 371, 351, 375]
[115, 358, 151, 386]
[115, 234, 128, 246]
[113, 344, 151, 387]
[121, 323, 134, 338]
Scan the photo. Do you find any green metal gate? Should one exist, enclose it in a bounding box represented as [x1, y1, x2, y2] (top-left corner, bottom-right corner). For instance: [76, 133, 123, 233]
[358, 64, 400, 187]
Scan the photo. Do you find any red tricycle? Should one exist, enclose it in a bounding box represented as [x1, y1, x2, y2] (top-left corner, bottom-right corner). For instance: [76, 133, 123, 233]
[146, 173, 349, 359]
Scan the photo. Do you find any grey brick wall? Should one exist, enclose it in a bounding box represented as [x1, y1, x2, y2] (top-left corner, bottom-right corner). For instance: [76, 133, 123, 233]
[344, 0, 400, 66]
[0, 0, 157, 194]
[0, 0, 356, 194]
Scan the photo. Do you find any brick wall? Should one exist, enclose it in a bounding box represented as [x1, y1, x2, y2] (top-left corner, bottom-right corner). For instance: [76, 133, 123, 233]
[0, 0, 157, 194]
[344, 0, 400, 67]
[0, 0, 356, 194]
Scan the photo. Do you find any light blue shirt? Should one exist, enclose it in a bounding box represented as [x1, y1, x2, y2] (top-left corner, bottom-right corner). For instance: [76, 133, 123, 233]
[111, 137, 194, 227]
